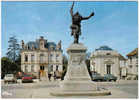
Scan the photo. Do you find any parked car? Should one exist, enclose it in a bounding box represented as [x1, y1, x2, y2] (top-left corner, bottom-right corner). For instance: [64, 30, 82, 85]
[104, 74, 117, 81]
[4, 74, 17, 84]
[91, 73, 104, 81]
[22, 74, 33, 83]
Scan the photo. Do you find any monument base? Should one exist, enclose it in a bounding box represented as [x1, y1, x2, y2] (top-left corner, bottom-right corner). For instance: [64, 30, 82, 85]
[50, 43, 111, 96]
[50, 89, 111, 96]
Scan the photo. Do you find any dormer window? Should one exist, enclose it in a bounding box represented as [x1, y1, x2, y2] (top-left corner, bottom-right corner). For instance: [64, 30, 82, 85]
[40, 41, 44, 50]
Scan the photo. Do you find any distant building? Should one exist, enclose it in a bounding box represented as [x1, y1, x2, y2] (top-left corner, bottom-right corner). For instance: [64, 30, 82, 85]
[20, 36, 63, 80]
[90, 46, 125, 79]
[119, 54, 127, 79]
[126, 48, 138, 80]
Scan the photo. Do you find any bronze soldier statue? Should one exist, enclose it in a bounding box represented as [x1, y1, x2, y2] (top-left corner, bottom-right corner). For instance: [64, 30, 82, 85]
[70, 2, 95, 43]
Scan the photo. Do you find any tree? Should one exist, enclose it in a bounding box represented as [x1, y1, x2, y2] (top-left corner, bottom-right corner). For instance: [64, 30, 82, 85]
[6, 36, 20, 62]
[1, 57, 20, 79]
[15, 54, 21, 71]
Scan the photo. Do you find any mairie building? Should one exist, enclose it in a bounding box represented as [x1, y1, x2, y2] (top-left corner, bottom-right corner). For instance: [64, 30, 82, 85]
[90, 46, 126, 79]
[20, 36, 63, 80]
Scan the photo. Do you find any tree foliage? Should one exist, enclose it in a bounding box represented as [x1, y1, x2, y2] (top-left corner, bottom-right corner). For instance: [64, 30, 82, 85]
[1, 57, 21, 79]
[6, 36, 20, 62]
[2, 36, 21, 79]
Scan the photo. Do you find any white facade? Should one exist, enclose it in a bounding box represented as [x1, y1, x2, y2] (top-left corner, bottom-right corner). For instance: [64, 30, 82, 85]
[21, 36, 63, 79]
[90, 46, 124, 79]
[126, 48, 138, 80]
[119, 58, 127, 79]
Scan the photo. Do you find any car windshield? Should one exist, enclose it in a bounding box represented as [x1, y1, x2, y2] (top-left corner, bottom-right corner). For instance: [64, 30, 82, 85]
[24, 75, 31, 77]
[105, 74, 113, 77]
[6, 74, 13, 77]
[92, 73, 101, 76]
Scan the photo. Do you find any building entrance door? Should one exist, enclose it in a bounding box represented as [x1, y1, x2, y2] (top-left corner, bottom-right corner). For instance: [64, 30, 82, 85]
[107, 65, 111, 74]
[40, 66, 45, 76]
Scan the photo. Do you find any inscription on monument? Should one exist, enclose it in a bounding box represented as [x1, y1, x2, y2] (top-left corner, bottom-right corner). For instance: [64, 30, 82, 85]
[71, 54, 85, 65]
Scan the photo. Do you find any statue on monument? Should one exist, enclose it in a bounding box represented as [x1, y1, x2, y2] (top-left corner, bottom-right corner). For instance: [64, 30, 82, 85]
[70, 2, 95, 44]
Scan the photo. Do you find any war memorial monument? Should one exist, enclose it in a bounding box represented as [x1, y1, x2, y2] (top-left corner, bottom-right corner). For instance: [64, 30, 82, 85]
[51, 2, 111, 96]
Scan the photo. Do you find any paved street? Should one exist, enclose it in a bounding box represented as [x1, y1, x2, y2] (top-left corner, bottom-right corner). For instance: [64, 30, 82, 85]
[1, 80, 138, 98]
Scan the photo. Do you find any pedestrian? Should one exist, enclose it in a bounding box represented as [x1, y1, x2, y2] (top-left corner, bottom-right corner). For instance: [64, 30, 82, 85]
[48, 73, 51, 81]
[38, 70, 41, 81]
[54, 71, 56, 81]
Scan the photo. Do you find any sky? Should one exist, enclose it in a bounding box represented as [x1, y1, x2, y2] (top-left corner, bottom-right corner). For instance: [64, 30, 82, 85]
[1, 1, 138, 58]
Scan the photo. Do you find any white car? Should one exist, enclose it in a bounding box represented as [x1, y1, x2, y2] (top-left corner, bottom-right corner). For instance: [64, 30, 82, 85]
[4, 74, 17, 84]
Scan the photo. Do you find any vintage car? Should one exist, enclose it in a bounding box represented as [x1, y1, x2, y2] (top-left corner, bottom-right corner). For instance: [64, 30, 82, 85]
[91, 73, 104, 81]
[103, 74, 117, 82]
[22, 74, 33, 83]
[4, 74, 17, 84]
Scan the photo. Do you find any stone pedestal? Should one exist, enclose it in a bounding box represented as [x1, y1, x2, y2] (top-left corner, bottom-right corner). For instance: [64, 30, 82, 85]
[50, 43, 111, 96]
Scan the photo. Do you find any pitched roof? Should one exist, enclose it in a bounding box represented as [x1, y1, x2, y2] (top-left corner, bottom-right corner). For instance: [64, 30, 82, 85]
[26, 38, 57, 50]
[126, 48, 138, 57]
[119, 54, 126, 60]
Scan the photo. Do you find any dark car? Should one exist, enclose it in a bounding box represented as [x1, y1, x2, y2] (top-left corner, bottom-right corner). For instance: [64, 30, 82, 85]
[104, 74, 117, 82]
[91, 73, 104, 81]
[22, 74, 33, 83]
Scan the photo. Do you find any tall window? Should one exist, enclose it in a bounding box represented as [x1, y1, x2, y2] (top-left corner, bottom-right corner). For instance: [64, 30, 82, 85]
[106, 65, 111, 74]
[40, 54, 44, 63]
[56, 54, 59, 62]
[25, 55, 28, 62]
[129, 57, 132, 64]
[31, 55, 35, 62]
[136, 56, 138, 64]
[40, 66, 44, 70]
[56, 65, 59, 71]
[25, 65, 28, 72]
[51, 65, 53, 71]
[50, 54, 53, 62]
[31, 65, 34, 72]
